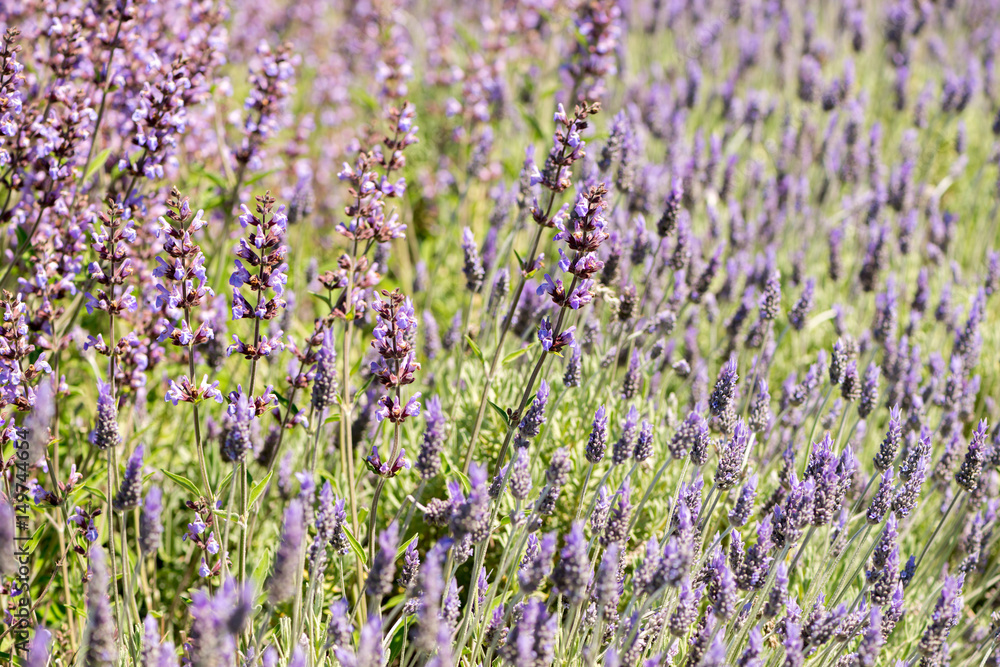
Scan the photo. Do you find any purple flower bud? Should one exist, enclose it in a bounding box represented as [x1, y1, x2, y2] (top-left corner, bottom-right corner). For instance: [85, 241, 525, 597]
[875, 406, 902, 472]
[268, 499, 304, 603]
[621, 349, 641, 400]
[586, 405, 609, 463]
[82, 546, 118, 667]
[222, 391, 255, 463]
[366, 522, 398, 598]
[563, 343, 582, 388]
[502, 599, 556, 667]
[461, 227, 485, 293]
[612, 405, 639, 466]
[784, 616, 804, 667]
[27, 627, 52, 667]
[841, 360, 861, 402]
[710, 356, 739, 419]
[829, 339, 847, 386]
[748, 380, 772, 434]
[516, 380, 550, 447]
[311, 327, 338, 412]
[602, 481, 632, 547]
[139, 486, 164, 557]
[956, 419, 989, 492]
[591, 487, 612, 535]
[551, 522, 590, 604]
[788, 279, 814, 331]
[729, 474, 758, 528]
[519, 532, 556, 594]
[634, 420, 653, 462]
[672, 410, 710, 464]
[917, 573, 965, 661]
[867, 468, 894, 525]
[509, 452, 533, 501]
[90, 381, 120, 451]
[858, 363, 880, 419]
[764, 561, 788, 618]
[716, 421, 753, 490]
[416, 395, 447, 479]
[737, 625, 764, 667]
[451, 463, 490, 544]
[112, 444, 144, 512]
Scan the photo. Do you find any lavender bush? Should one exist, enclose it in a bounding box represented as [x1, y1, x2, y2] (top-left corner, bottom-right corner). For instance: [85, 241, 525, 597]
[2, 1, 1000, 666]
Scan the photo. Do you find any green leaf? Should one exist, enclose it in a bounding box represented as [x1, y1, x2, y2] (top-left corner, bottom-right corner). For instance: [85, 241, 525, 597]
[25, 523, 45, 552]
[502, 343, 534, 366]
[324, 413, 342, 424]
[161, 470, 203, 498]
[85, 148, 113, 181]
[245, 168, 279, 186]
[465, 335, 485, 366]
[252, 547, 272, 585]
[395, 534, 419, 561]
[82, 484, 107, 502]
[519, 105, 546, 141]
[488, 400, 510, 426]
[453, 468, 471, 495]
[249, 470, 273, 508]
[309, 291, 334, 310]
[197, 167, 228, 190]
[342, 525, 368, 566]
[220, 468, 235, 492]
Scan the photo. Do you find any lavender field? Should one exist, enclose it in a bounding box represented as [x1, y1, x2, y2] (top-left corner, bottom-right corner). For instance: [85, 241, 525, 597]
[1, 0, 1000, 665]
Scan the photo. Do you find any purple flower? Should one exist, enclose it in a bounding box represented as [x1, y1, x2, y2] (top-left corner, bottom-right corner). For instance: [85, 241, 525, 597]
[867, 468, 894, 525]
[90, 380, 120, 451]
[956, 419, 989, 492]
[374, 394, 422, 425]
[671, 410, 710, 464]
[729, 474, 758, 528]
[612, 405, 639, 465]
[222, 391, 255, 463]
[268, 499, 304, 603]
[515, 380, 549, 447]
[26, 627, 52, 667]
[551, 522, 590, 604]
[0, 500, 16, 579]
[502, 599, 557, 667]
[311, 327, 338, 412]
[538, 317, 575, 354]
[450, 463, 490, 545]
[366, 522, 398, 598]
[365, 444, 411, 478]
[461, 227, 485, 293]
[112, 444, 144, 512]
[716, 421, 754, 490]
[519, 532, 556, 594]
[586, 405, 609, 463]
[602, 481, 633, 547]
[710, 356, 739, 419]
[918, 573, 965, 662]
[416, 395, 447, 479]
[82, 546, 118, 667]
[633, 420, 653, 462]
[874, 405, 902, 472]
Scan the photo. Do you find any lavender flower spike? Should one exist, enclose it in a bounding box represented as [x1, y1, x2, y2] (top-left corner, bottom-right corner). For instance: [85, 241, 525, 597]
[268, 499, 304, 603]
[112, 444, 144, 511]
[82, 546, 118, 667]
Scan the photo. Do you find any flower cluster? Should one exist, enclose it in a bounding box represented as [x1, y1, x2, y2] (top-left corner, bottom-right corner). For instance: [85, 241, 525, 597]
[228, 192, 288, 359]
